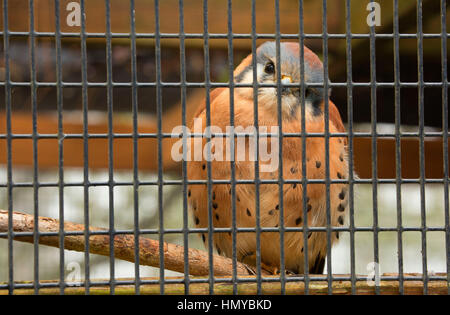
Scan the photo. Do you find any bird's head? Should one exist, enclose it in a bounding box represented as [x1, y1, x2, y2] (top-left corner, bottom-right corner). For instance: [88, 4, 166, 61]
[234, 41, 329, 120]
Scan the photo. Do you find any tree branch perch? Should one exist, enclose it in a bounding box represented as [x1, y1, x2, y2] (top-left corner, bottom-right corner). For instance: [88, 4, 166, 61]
[0, 210, 261, 277]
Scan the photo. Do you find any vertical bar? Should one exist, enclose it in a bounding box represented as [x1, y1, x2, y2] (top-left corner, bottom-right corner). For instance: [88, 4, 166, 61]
[2, 0, 14, 296]
[345, 0, 357, 295]
[321, 0, 332, 295]
[105, 0, 115, 295]
[54, 0, 65, 295]
[416, 0, 428, 295]
[202, 0, 214, 295]
[369, 0, 380, 296]
[129, 0, 140, 295]
[441, 0, 450, 295]
[226, 0, 238, 294]
[298, 0, 310, 295]
[393, 0, 404, 295]
[80, 0, 91, 295]
[251, 0, 262, 294]
[29, 0, 40, 295]
[178, 0, 190, 295]
[274, 0, 286, 295]
[154, 0, 165, 295]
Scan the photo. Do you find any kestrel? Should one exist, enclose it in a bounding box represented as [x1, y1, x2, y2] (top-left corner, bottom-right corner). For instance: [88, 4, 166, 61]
[186, 41, 349, 275]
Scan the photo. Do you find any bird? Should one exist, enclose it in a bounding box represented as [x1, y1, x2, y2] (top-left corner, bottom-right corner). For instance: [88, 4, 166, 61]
[186, 41, 349, 275]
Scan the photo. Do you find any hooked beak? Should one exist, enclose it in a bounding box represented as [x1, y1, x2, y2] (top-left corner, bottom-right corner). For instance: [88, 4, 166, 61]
[281, 75, 293, 95]
[281, 75, 292, 85]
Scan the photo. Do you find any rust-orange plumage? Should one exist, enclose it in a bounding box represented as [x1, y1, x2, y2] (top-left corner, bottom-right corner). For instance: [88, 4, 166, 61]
[187, 41, 349, 274]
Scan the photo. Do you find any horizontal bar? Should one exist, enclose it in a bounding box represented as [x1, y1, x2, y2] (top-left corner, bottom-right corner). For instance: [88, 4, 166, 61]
[0, 273, 448, 291]
[0, 178, 448, 188]
[0, 81, 447, 88]
[1, 31, 449, 40]
[0, 225, 447, 238]
[0, 132, 448, 140]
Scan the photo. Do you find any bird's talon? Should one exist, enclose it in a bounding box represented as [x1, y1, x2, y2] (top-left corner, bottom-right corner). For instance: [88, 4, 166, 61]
[244, 264, 257, 275]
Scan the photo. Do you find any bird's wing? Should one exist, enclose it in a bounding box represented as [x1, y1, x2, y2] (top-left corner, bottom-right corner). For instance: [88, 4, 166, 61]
[193, 87, 226, 119]
[328, 100, 347, 145]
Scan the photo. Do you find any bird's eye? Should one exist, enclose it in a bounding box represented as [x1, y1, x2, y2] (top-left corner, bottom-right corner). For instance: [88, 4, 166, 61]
[304, 88, 310, 98]
[264, 61, 275, 74]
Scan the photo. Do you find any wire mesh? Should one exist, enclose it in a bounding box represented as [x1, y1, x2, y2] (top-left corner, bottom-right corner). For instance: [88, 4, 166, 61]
[0, 0, 448, 295]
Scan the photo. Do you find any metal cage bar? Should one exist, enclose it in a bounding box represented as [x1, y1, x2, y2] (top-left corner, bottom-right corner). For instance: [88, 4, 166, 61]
[54, 0, 65, 295]
[105, 0, 116, 294]
[80, 0, 91, 295]
[28, 0, 40, 295]
[321, 0, 333, 295]
[202, 0, 215, 295]
[1, 31, 448, 39]
[129, 0, 141, 295]
[345, 0, 356, 295]
[2, 0, 14, 296]
[178, 0, 190, 296]
[441, 0, 450, 296]
[154, 0, 165, 295]
[369, 0, 380, 295]
[274, 0, 286, 294]
[393, 0, 404, 295]
[226, 0, 238, 296]
[298, 0, 310, 295]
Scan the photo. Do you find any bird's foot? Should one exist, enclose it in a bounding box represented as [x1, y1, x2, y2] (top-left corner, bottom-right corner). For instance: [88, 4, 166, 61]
[244, 262, 280, 276]
[264, 264, 279, 275]
[241, 252, 295, 276]
[271, 266, 297, 276]
[243, 264, 257, 275]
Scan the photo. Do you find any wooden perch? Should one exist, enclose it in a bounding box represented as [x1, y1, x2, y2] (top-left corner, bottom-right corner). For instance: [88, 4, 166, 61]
[0, 210, 262, 277]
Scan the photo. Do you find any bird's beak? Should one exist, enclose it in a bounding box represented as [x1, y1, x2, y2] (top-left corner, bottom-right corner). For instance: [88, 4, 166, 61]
[281, 75, 292, 85]
[281, 75, 293, 95]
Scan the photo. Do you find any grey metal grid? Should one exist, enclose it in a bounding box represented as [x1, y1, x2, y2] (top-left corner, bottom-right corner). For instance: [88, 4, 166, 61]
[0, 0, 448, 295]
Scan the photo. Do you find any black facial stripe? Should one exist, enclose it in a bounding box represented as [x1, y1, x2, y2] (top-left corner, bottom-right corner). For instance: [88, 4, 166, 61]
[290, 97, 300, 117]
[285, 88, 324, 117]
[310, 86, 332, 116]
[311, 91, 323, 116]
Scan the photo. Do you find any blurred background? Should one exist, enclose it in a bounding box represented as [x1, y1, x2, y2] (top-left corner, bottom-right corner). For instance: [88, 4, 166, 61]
[0, 0, 449, 283]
